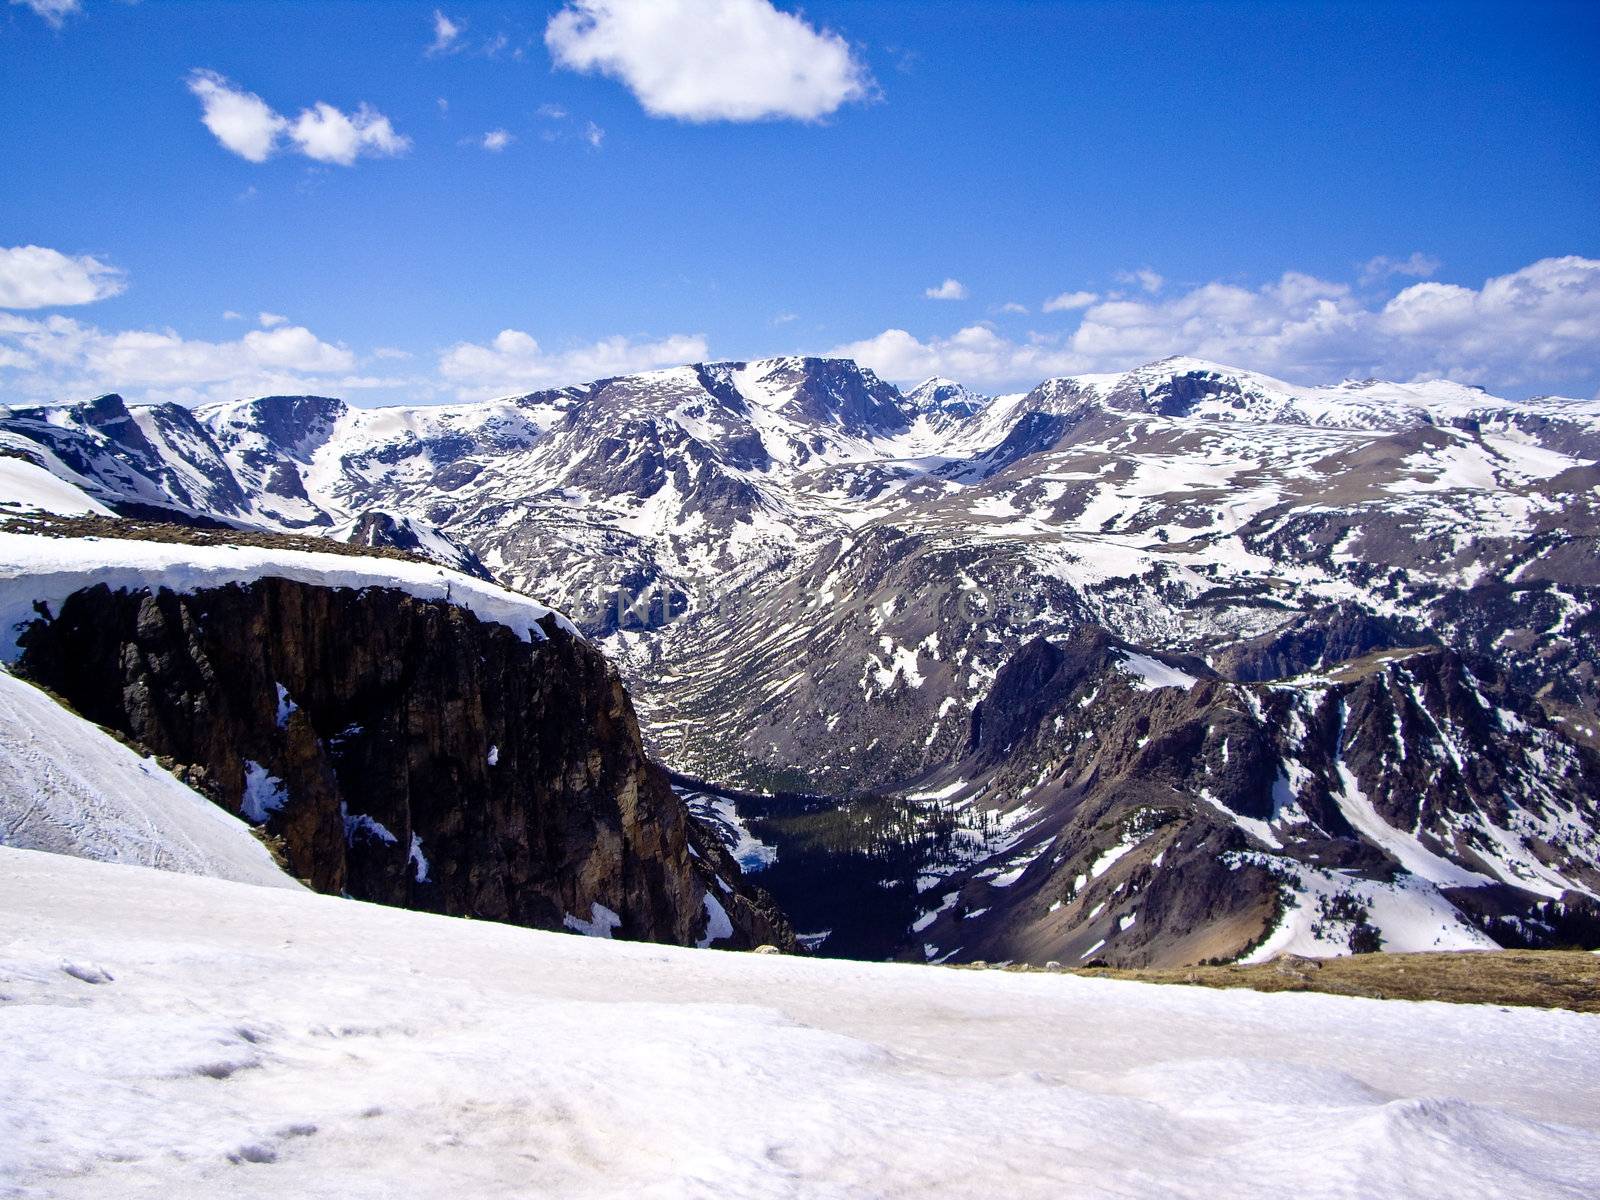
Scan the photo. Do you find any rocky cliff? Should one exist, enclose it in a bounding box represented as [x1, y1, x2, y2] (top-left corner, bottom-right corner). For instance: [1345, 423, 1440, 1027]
[14, 571, 792, 950]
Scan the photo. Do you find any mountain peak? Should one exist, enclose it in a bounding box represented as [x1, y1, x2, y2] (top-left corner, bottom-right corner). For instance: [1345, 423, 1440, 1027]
[905, 376, 988, 419]
[76, 393, 133, 428]
[721, 355, 912, 434]
[201, 394, 349, 448]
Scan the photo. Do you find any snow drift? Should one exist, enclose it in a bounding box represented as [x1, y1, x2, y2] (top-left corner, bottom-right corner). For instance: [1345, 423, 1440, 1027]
[0, 667, 297, 889]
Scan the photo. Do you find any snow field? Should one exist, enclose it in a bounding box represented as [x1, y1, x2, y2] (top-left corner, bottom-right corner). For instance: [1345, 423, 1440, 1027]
[0, 668, 298, 890]
[2, 847, 1598, 1199]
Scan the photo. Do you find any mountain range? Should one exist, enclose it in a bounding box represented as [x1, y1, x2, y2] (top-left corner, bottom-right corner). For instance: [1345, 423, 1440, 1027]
[3, 354, 1597, 967]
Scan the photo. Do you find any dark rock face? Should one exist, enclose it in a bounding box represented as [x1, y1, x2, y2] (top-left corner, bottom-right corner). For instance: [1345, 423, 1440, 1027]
[941, 411, 1076, 482]
[969, 629, 1214, 761]
[229, 395, 349, 450]
[750, 356, 912, 436]
[1106, 367, 1245, 418]
[1212, 604, 1425, 682]
[17, 579, 792, 950]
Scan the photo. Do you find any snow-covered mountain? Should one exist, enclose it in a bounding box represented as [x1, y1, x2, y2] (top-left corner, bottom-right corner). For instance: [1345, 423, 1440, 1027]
[875, 622, 1598, 967]
[4, 844, 1598, 1199]
[4, 353, 1598, 966]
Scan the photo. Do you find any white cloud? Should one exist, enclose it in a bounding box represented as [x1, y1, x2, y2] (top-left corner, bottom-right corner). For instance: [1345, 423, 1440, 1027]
[438, 329, 709, 396]
[0, 245, 126, 309]
[545, 0, 872, 123]
[536, 104, 568, 120]
[428, 9, 462, 56]
[830, 256, 1600, 396]
[186, 70, 410, 166]
[0, 312, 372, 404]
[1116, 268, 1164, 295]
[584, 120, 605, 149]
[998, 302, 1028, 315]
[186, 70, 287, 164]
[10, 0, 80, 28]
[481, 129, 514, 152]
[829, 325, 1080, 391]
[0, 308, 719, 406]
[257, 312, 288, 328]
[1041, 290, 1097, 313]
[1361, 251, 1441, 285]
[290, 102, 409, 165]
[222, 310, 243, 321]
[924, 278, 968, 301]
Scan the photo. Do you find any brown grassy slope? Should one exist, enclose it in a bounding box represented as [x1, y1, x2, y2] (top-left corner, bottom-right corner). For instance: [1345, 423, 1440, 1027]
[959, 950, 1600, 1014]
[0, 512, 429, 568]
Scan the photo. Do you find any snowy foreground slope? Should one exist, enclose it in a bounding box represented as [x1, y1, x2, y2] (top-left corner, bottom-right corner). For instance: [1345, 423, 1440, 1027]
[2, 848, 1597, 1200]
[0, 667, 296, 890]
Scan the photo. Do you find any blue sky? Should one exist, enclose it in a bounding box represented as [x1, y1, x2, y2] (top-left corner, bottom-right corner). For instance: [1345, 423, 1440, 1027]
[2, 0, 1597, 404]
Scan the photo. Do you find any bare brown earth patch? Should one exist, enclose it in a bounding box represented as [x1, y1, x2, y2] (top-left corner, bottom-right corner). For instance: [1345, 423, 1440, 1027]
[956, 950, 1600, 1014]
[0, 511, 433, 569]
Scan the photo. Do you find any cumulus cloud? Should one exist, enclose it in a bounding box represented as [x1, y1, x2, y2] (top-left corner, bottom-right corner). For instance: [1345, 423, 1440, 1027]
[829, 325, 1062, 389]
[998, 302, 1028, 315]
[545, 0, 872, 123]
[480, 128, 514, 152]
[290, 102, 409, 165]
[428, 9, 462, 56]
[186, 70, 410, 166]
[1041, 290, 1097, 313]
[0, 245, 126, 309]
[186, 70, 287, 163]
[257, 312, 288, 328]
[438, 329, 709, 396]
[0, 312, 381, 404]
[924, 278, 967, 301]
[830, 256, 1600, 397]
[11, 0, 80, 28]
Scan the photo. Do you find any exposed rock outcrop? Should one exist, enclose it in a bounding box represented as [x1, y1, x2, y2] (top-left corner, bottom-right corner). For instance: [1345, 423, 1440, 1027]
[16, 576, 792, 950]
